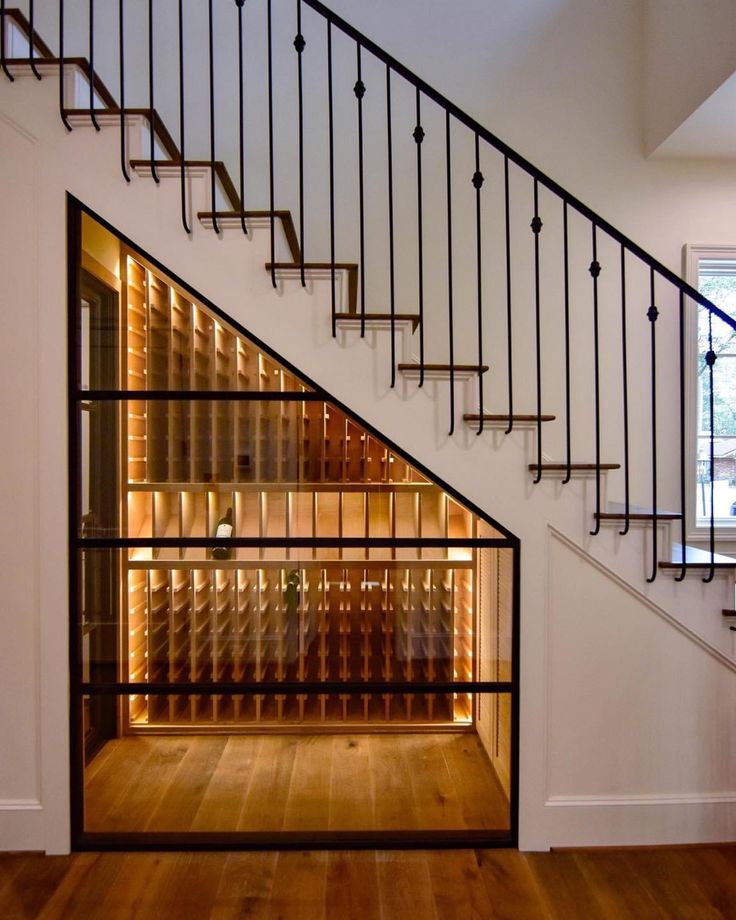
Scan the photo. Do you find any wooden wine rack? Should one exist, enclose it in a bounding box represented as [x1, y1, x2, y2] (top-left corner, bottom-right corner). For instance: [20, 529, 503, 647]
[121, 251, 486, 731]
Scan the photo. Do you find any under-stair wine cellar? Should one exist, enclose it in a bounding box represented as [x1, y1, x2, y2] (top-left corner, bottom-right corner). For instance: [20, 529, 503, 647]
[74, 209, 516, 845]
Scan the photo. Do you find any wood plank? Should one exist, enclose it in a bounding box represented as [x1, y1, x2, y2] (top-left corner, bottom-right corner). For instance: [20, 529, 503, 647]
[87, 736, 190, 833]
[37, 853, 127, 920]
[377, 852, 438, 920]
[328, 736, 375, 831]
[190, 736, 262, 832]
[34, 854, 102, 920]
[266, 852, 327, 920]
[0, 855, 74, 920]
[525, 851, 608, 919]
[84, 736, 159, 830]
[122, 853, 226, 920]
[145, 736, 228, 832]
[325, 852, 381, 920]
[612, 849, 723, 919]
[239, 736, 298, 831]
[368, 734, 419, 830]
[404, 734, 465, 830]
[426, 850, 495, 919]
[283, 737, 334, 831]
[442, 734, 509, 830]
[210, 852, 278, 920]
[570, 850, 668, 918]
[476, 849, 552, 920]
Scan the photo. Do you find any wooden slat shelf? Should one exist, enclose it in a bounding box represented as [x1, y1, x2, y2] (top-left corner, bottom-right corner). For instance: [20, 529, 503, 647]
[111, 251, 497, 734]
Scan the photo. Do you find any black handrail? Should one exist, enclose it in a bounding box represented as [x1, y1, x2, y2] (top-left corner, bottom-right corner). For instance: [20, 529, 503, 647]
[387, 64, 396, 386]
[207, 0, 217, 229]
[177, 0, 189, 232]
[1, 0, 15, 83]
[589, 224, 601, 535]
[236, 0, 247, 236]
[295, 0, 305, 285]
[473, 133, 484, 436]
[118, 0, 129, 183]
[28, 0, 41, 80]
[88, 0, 99, 130]
[300, 0, 736, 331]
[445, 110, 455, 435]
[147, 0, 158, 184]
[646, 270, 658, 584]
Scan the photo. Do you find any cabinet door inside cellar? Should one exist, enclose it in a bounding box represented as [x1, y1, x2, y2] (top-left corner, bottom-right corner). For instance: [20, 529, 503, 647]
[72, 210, 516, 843]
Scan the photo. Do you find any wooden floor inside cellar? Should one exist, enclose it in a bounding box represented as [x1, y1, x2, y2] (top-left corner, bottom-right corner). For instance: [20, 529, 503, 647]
[84, 732, 509, 833]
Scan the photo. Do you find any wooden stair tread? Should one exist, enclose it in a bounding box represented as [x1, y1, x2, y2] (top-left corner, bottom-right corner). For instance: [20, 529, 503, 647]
[266, 261, 358, 270]
[199, 211, 300, 262]
[596, 511, 681, 521]
[2, 56, 117, 106]
[1, 9, 54, 57]
[335, 312, 420, 331]
[398, 363, 489, 373]
[264, 261, 357, 312]
[659, 545, 736, 569]
[130, 158, 241, 211]
[64, 107, 180, 159]
[464, 413, 555, 422]
[528, 462, 620, 471]
[723, 609, 736, 616]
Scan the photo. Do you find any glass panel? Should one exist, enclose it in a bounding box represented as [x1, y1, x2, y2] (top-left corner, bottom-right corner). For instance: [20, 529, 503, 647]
[696, 260, 736, 522]
[82, 254, 313, 394]
[82, 692, 511, 835]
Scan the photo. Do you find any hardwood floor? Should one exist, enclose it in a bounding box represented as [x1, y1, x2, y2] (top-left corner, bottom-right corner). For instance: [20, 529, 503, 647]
[1, 846, 736, 918]
[84, 733, 510, 833]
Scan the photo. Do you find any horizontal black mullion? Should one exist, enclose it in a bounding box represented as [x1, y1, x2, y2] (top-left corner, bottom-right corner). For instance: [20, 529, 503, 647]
[78, 390, 323, 402]
[77, 537, 512, 549]
[299, 1, 735, 330]
[79, 680, 512, 695]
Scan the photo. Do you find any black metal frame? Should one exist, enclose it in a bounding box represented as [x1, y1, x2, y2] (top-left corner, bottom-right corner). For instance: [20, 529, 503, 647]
[67, 194, 521, 851]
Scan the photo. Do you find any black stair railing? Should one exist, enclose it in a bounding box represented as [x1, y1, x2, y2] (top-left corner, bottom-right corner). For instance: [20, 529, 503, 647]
[2, 0, 736, 585]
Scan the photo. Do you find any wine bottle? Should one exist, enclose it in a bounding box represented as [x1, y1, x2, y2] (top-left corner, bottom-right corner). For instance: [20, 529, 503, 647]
[211, 506, 233, 560]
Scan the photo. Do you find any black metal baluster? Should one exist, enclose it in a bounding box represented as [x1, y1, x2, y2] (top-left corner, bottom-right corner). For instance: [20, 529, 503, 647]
[207, 0, 218, 229]
[1, 0, 14, 83]
[446, 110, 455, 434]
[504, 156, 513, 434]
[562, 201, 571, 483]
[59, 1, 72, 130]
[328, 20, 335, 332]
[646, 269, 658, 583]
[472, 133, 484, 435]
[355, 44, 366, 336]
[414, 87, 425, 385]
[236, 0, 247, 235]
[589, 224, 602, 532]
[147, 0, 158, 183]
[295, 0, 305, 283]
[531, 179, 543, 483]
[675, 290, 687, 581]
[619, 245, 630, 535]
[28, 0, 41, 79]
[267, 0, 275, 287]
[704, 311, 716, 584]
[387, 65, 396, 385]
[88, 0, 100, 130]
[119, 0, 130, 183]
[177, 0, 189, 231]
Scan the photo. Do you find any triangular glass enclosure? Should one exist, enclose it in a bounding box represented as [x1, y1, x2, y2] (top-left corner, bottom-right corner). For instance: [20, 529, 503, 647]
[73, 205, 516, 846]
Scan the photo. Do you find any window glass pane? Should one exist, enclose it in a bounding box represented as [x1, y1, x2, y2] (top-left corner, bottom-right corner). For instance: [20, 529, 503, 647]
[696, 260, 736, 521]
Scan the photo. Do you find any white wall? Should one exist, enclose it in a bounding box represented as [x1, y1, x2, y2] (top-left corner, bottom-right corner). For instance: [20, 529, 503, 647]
[644, 0, 736, 156]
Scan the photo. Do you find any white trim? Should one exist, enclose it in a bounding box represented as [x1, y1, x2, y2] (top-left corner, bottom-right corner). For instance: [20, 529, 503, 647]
[0, 799, 42, 811]
[547, 792, 736, 807]
[682, 243, 736, 541]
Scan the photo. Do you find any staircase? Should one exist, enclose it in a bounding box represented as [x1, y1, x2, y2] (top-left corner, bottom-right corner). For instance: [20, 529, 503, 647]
[2, 2, 736, 660]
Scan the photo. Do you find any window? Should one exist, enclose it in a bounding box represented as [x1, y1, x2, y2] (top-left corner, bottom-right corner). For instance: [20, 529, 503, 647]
[684, 245, 736, 535]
